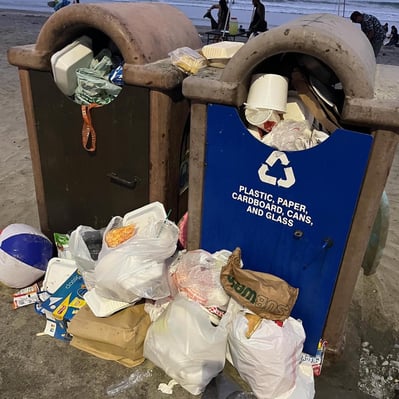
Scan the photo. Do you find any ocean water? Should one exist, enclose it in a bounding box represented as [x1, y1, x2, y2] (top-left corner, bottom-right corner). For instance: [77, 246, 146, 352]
[0, 0, 398, 28]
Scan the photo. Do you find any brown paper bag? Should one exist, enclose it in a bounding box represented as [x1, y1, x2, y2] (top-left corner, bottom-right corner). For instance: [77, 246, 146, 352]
[68, 303, 151, 367]
[221, 248, 299, 321]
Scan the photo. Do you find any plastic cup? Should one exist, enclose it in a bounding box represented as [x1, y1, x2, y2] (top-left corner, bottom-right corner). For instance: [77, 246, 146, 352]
[245, 107, 280, 132]
[246, 74, 289, 113]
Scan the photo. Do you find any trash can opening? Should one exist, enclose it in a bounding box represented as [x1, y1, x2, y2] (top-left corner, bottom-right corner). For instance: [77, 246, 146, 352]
[50, 29, 124, 106]
[239, 52, 370, 152]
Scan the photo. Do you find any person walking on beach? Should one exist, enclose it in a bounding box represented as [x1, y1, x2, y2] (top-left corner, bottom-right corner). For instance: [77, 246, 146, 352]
[248, 0, 267, 36]
[350, 11, 386, 56]
[203, 0, 230, 31]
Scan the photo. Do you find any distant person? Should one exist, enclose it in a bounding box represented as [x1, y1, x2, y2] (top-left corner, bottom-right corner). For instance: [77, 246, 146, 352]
[386, 25, 398, 46]
[383, 22, 389, 34]
[203, 0, 230, 31]
[350, 11, 386, 56]
[47, 0, 70, 11]
[248, 0, 267, 36]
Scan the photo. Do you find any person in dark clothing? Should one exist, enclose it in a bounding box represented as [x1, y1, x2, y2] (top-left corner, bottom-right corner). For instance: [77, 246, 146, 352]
[203, 0, 230, 31]
[248, 0, 267, 36]
[386, 25, 398, 46]
[350, 11, 386, 56]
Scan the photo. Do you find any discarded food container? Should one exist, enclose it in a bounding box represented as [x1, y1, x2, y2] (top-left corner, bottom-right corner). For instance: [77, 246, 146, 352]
[183, 13, 399, 357]
[8, 3, 202, 237]
[50, 35, 93, 96]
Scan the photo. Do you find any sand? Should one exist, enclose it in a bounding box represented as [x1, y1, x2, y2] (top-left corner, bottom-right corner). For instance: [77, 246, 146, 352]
[0, 9, 399, 398]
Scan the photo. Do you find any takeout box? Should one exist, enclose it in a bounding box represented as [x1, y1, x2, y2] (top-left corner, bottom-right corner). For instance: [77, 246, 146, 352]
[51, 35, 93, 96]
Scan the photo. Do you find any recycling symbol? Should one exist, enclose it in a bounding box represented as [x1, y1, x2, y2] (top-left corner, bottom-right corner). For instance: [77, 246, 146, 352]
[258, 151, 296, 188]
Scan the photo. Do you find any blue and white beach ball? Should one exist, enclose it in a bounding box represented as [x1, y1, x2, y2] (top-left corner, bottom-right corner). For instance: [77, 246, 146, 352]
[0, 224, 54, 288]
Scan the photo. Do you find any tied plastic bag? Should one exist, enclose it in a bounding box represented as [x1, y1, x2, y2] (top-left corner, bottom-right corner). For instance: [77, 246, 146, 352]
[169, 249, 231, 308]
[94, 218, 179, 303]
[227, 304, 306, 399]
[143, 294, 235, 395]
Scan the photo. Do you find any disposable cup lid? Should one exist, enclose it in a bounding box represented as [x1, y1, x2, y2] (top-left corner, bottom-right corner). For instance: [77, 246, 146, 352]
[245, 107, 273, 125]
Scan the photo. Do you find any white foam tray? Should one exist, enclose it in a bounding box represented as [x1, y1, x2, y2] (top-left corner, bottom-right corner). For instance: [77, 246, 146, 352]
[42, 257, 77, 293]
[201, 41, 244, 60]
[122, 201, 167, 234]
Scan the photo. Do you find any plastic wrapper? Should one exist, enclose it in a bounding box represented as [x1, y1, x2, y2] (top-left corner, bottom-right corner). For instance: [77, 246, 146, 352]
[262, 120, 329, 151]
[75, 49, 122, 105]
[169, 47, 208, 75]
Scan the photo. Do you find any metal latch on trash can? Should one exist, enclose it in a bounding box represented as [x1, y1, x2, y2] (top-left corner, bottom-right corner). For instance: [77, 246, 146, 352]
[106, 172, 140, 189]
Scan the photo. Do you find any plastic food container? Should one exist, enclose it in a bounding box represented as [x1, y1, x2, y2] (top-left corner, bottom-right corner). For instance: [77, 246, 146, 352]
[169, 47, 208, 74]
[51, 35, 93, 96]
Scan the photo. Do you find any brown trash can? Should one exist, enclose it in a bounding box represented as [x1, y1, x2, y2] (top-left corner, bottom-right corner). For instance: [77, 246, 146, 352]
[7, 2, 201, 237]
[183, 13, 399, 357]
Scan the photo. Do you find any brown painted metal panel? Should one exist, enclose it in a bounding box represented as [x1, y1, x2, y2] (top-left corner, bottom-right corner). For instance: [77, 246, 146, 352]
[29, 70, 150, 235]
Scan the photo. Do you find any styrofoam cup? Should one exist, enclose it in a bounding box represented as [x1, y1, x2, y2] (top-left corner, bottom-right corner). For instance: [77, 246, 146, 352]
[246, 74, 289, 113]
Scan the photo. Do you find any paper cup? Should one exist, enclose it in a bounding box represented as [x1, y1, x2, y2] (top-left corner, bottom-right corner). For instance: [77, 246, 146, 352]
[246, 74, 289, 113]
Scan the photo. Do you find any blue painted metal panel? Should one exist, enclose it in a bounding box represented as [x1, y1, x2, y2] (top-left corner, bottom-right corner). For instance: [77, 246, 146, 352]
[200, 104, 373, 355]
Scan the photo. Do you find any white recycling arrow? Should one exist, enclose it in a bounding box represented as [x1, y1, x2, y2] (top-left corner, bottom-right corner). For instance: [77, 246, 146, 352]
[258, 151, 296, 188]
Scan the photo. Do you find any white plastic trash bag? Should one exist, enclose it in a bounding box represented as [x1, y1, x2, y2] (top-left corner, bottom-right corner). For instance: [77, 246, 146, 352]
[93, 219, 178, 303]
[144, 294, 234, 395]
[228, 310, 306, 399]
[69, 225, 104, 272]
[288, 362, 315, 399]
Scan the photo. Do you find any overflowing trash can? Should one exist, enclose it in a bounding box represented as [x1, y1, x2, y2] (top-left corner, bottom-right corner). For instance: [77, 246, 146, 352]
[7, 2, 201, 238]
[182, 13, 399, 356]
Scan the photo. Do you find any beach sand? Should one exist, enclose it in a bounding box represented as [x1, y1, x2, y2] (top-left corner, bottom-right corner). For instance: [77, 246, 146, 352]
[0, 9, 399, 399]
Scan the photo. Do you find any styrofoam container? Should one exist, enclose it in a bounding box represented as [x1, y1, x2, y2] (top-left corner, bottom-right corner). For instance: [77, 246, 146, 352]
[84, 288, 131, 317]
[201, 41, 244, 60]
[42, 257, 77, 293]
[246, 73, 289, 113]
[122, 201, 167, 234]
[51, 35, 93, 96]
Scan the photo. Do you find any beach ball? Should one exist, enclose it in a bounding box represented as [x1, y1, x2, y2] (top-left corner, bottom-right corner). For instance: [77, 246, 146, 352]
[0, 224, 54, 288]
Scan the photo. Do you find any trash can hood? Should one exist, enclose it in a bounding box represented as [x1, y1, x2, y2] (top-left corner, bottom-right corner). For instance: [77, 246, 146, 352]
[8, 2, 202, 72]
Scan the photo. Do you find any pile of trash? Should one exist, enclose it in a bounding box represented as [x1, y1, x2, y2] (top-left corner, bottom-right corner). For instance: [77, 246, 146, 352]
[0, 201, 326, 398]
